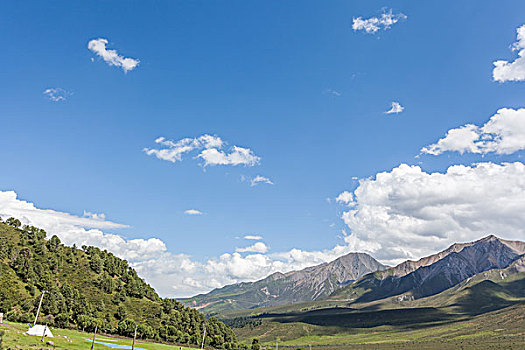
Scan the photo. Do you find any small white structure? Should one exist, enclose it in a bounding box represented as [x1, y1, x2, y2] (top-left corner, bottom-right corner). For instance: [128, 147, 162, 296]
[26, 324, 54, 337]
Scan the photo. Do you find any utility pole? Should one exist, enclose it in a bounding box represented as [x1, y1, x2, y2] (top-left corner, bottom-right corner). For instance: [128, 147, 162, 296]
[132, 324, 138, 350]
[201, 323, 206, 349]
[275, 339, 278, 350]
[90, 325, 98, 350]
[34, 291, 47, 326]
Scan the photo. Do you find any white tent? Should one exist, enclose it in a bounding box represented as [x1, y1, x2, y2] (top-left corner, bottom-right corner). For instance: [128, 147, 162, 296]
[26, 324, 54, 337]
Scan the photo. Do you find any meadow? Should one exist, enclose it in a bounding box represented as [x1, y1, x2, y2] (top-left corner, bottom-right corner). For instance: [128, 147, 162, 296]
[233, 303, 525, 350]
[0, 321, 201, 350]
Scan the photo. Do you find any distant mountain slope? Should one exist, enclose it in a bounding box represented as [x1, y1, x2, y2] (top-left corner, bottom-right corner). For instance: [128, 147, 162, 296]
[181, 252, 386, 315]
[331, 235, 525, 303]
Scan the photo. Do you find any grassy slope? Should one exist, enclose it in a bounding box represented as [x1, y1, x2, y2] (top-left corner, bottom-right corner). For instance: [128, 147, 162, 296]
[233, 303, 525, 349]
[0, 321, 201, 350]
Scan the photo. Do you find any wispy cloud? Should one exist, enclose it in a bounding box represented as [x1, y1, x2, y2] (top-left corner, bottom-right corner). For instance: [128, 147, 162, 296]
[144, 134, 260, 167]
[43, 88, 71, 102]
[184, 209, 203, 215]
[250, 175, 274, 187]
[352, 9, 407, 34]
[324, 88, 341, 97]
[243, 235, 263, 240]
[385, 101, 404, 114]
[493, 24, 525, 82]
[88, 38, 139, 73]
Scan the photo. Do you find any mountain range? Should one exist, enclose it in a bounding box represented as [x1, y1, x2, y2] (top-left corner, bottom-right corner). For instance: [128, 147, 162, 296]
[183, 235, 525, 316]
[180, 252, 386, 314]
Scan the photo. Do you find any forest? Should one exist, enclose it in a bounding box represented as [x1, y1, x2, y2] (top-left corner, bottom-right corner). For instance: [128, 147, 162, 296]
[0, 217, 242, 349]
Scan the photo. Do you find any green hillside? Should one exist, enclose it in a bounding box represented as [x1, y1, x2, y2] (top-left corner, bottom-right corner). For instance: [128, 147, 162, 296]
[0, 218, 238, 349]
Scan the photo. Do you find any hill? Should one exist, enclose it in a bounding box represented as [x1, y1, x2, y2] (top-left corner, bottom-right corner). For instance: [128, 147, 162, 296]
[0, 217, 238, 349]
[180, 252, 386, 315]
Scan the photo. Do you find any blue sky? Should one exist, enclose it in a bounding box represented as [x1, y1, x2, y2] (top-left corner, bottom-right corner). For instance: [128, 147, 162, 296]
[2, 1, 525, 297]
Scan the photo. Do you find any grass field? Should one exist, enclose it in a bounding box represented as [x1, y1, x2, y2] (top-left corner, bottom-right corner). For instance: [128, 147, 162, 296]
[233, 303, 525, 349]
[0, 321, 200, 350]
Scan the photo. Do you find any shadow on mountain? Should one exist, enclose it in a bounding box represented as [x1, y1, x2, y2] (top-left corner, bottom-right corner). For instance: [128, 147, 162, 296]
[453, 279, 525, 316]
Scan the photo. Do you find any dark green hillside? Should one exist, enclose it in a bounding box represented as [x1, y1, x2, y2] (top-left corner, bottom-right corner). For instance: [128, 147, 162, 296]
[0, 218, 238, 349]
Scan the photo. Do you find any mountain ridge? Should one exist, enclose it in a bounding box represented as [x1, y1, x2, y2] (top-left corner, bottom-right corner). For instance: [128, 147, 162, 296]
[181, 252, 386, 314]
[330, 235, 525, 303]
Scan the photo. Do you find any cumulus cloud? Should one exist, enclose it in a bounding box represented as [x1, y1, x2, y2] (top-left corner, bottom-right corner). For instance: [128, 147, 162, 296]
[43, 88, 71, 102]
[134, 242, 356, 297]
[144, 134, 260, 167]
[335, 191, 353, 205]
[236, 242, 269, 253]
[338, 161, 525, 265]
[385, 101, 404, 114]
[421, 108, 525, 155]
[0, 190, 168, 262]
[243, 235, 263, 240]
[0, 189, 360, 297]
[88, 38, 139, 73]
[184, 209, 203, 215]
[198, 146, 260, 167]
[352, 9, 407, 34]
[493, 24, 525, 82]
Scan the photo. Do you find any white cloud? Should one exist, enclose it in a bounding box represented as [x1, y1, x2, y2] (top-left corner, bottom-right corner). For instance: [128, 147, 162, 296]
[88, 38, 139, 73]
[493, 24, 525, 82]
[0, 190, 168, 263]
[243, 235, 263, 240]
[0, 189, 359, 297]
[198, 146, 260, 167]
[43, 88, 71, 102]
[236, 242, 269, 253]
[421, 108, 525, 155]
[352, 9, 407, 34]
[324, 88, 341, 97]
[385, 101, 404, 114]
[83, 211, 106, 221]
[249, 175, 274, 187]
[339, 162, 525, 265]
[184, 209, 203, 215]
[335, 191, 353, 205]
[144, 134, 260, 167]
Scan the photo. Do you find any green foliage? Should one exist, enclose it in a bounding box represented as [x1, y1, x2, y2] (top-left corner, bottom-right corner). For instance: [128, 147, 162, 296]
[250, 338, 260, 350]
[0, 219, 237, 349]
